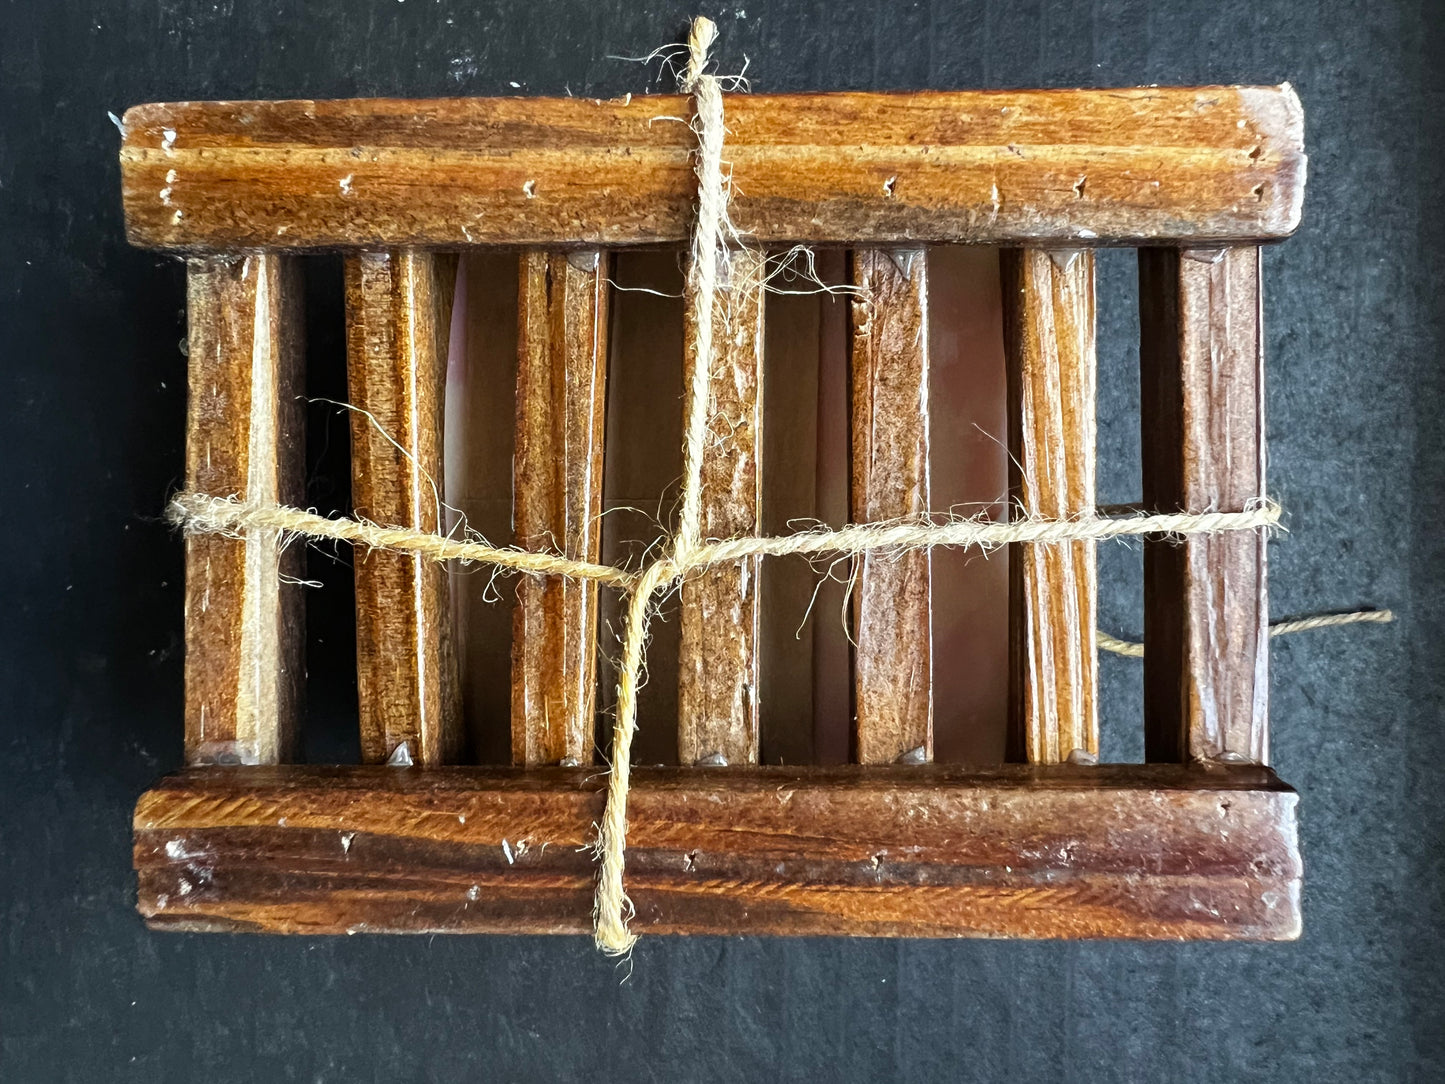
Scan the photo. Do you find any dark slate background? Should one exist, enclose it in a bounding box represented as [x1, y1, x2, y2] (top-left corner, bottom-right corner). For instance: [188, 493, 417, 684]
[1, 1, 1439, 1080]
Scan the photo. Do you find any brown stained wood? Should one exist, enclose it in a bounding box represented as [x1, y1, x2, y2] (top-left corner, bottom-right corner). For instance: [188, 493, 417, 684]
[512, 250, 610, 767]
[1139, 246, 1268, 764]
[121, 87, 1305, 251]
[850, 249, 932, 765]
[1003, 249, 1099, 764]
[183, 255, 304, 766]
[344, 250, 461, 767]
[678, 248, 766, 766]
[133, 764, 1301, 939]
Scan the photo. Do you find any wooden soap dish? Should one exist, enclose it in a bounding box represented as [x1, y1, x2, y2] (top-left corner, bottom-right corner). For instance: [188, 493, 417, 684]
[123, 85, 1307, 939]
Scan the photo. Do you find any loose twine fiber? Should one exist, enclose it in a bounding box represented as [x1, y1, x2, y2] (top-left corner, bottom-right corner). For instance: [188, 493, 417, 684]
[166, 17, 1392, 955]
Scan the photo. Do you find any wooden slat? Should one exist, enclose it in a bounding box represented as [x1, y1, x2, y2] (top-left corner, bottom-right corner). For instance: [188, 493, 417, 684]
[512, 250, 610, 767]
[678, 248, 766, 766]
[121, 87, 1305, 250]
[344, 250, 461, 766]
[1003, 249, 1099, 764]
[183, 255, 304, 766]
[850, 249, 932, 765]
[133, 764, 1302, 940]
[1139, 246, 1268, 763]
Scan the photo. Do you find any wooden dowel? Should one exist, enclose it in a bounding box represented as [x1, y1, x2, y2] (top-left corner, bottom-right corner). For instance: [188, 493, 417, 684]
[512, 250, 610, 766]
[182, 254, 305, 766]
[849, 248, 933, 765]
[678, 248, 766, 766]
[1139, 246, 1268, 764]
[1003, 249, 1099, 764]
[344, 249, 462, 767]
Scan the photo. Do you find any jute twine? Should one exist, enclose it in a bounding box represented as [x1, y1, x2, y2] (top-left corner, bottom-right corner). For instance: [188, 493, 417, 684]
[1094, 609, 1395, 658]
[165, 17, 1392, 955]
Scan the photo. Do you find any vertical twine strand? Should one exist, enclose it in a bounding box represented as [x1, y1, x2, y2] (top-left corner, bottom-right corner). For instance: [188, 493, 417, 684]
[675, 15, 725, 566]
[591, 558, 675, 954]
[592, 15, 727, 956]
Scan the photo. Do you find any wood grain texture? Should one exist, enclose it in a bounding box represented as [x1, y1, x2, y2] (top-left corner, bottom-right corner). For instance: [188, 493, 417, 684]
[1003, 249, 1099, 764]
[133, 764, 1301, 940]
[183, 255, 304, 766]
[1139, 246, 1268, 764]
[512, 250, 609, 767]
[120, 87, 1305, 250]
[344, 250, 461, 766]
[850, 249, 932, 765]
[678, 247, 766, 766]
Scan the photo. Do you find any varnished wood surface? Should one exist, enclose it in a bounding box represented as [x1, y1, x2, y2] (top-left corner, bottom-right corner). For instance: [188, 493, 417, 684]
[512, 250, 609, 766]
[850, 249, 933, 765]
[1003, 249, 1099, 763]
[678, 247, 766, 766]
[1139, 246, 1268, 764]
[183, 255, 304, 766]
[120, 87, 1305, 250]
[344, 250, 461, 766]
[133, 764, 1301, 939]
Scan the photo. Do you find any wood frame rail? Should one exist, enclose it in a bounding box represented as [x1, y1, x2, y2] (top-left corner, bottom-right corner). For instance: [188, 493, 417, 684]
[120, 87, 1303, 251]
[136, 764, 1300, 939]
[130, 84, 1307, 941]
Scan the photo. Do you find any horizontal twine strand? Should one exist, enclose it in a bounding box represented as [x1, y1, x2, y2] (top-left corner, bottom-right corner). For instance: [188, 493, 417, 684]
[169, 490, 1385, 660]
[167, 490, 1284, 586]
[168, 492, 633, 587]
[1096, 608, 1396, 658]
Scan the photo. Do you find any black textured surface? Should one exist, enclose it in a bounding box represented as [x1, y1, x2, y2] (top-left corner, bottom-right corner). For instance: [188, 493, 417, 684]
[1, 1, 1440, 1080]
